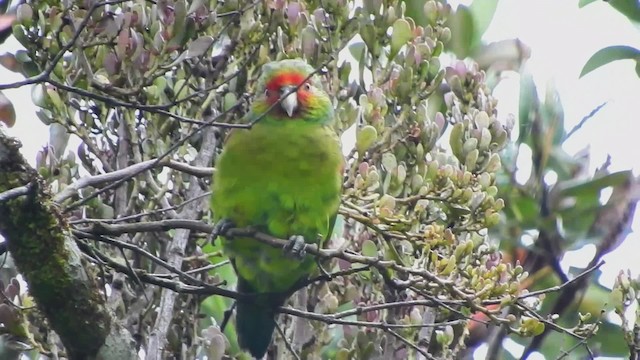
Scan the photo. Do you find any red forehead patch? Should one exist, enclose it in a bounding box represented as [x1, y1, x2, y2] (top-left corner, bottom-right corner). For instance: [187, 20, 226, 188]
[266, 72, 307, 91]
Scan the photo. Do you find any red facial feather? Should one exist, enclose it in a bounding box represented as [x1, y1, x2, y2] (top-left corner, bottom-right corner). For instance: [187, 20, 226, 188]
[266, 72, 306, 91]
[265, 71, 312, 108]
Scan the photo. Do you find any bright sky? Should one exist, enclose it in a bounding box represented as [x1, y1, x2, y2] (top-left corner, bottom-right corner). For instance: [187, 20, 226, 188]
[1, 1, 639, 359]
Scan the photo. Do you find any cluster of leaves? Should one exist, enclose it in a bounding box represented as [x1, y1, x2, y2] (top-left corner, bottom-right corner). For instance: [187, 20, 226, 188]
[610, 269, 640, 359]
[483, 69, 640, 359]
[430, 1, 640, 358]
[1, 0, 619, 359]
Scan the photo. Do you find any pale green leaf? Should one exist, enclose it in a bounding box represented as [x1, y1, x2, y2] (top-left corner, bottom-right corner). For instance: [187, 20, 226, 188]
[580, 45, 640, 78]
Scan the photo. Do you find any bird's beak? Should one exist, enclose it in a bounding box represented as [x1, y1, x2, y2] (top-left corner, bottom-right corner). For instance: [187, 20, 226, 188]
[279, 86, 298, 117]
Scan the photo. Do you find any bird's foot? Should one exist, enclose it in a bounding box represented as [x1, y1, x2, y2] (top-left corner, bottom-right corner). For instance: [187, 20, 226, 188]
[209, 218, 236, 243]
[283, 235, 307, 259]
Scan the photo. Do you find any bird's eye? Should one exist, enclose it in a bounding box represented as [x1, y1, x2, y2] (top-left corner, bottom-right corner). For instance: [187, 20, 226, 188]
[264, 89, 271, 96]
[303, 83, 311, 91]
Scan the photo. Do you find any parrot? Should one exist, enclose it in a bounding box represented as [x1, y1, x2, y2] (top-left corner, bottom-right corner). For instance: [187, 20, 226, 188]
[210, 58, 343, 359]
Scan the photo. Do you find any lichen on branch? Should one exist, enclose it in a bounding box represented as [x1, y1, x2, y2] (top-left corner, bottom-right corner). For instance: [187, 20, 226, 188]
[0, 129, 135, 360]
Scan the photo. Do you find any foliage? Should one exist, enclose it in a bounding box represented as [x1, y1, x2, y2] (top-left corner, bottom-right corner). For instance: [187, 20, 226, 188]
[488, 70, 639, 359]
[432, 1, 640, 358]
[0, 0, 635, 359]
[580, 0, 640, 78]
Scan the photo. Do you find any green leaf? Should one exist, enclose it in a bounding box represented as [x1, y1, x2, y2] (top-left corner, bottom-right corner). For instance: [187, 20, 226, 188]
[186, 35, 214, 59]
[559, 208, 598, 247]
[381, 152, 398, 172]
[559, 170, 632, 197]
[356, 125, 378, 153]
[167, 0, 188, 50]
[578, 0, 598, 7]
[580, 45, 640, 78]
[390, 18, 413, 60]
[547, 147, 581, 180]
[362, 240, 378, 257]
[447, 5, 475, 58]
[360, 23, 377, 57]
[331, 215, 345, 240]
[469, 0, 499, 46]
[200, 241, 239, 355]
[542, 82, 565, 145]
[517, 72, 539, 144]
[608, 0, 640, 23]
[580, 0, 640, 22]
[506, 195, 538, 227]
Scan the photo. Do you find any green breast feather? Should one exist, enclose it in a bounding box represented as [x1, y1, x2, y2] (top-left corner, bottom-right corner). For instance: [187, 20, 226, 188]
[211, 120, 342, 293]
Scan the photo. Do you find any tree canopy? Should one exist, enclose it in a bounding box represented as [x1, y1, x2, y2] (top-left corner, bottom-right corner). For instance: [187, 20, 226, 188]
[0, 0, 638, 359]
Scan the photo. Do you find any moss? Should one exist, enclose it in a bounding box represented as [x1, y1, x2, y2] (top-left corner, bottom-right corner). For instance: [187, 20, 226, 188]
[0, 134, 111, 359]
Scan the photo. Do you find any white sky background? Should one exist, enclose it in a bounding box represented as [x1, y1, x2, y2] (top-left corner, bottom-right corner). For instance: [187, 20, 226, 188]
[0, 1, 639, 359]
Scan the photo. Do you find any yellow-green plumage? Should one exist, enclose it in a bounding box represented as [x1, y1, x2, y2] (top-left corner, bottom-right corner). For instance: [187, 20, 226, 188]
[211, 59, 343, 358]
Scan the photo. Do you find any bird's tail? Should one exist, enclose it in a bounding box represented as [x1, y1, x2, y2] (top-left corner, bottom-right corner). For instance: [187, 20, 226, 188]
[235, 275, 287, 359]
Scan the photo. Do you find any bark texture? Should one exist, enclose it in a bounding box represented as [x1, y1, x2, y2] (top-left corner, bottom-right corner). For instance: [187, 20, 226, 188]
[0, 130, 136, 360]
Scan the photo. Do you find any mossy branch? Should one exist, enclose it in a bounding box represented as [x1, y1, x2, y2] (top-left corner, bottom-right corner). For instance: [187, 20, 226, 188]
[0, 130, 135, 360]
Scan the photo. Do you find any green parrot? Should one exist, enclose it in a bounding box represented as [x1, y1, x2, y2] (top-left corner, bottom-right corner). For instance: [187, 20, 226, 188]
[211, 59, 343, 358]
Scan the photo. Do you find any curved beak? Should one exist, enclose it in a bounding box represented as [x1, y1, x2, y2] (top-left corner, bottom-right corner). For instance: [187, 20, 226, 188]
[279, 86, 298, 117]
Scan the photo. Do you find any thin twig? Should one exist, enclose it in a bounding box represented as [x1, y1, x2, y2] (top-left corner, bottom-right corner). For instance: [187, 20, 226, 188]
[383, 327, 435, 360]
[76, 240, 239, 298]
[519, 260, 605, 299]
[296, 265, 372, 289]
[0, 184, 31, 203]
[275, 321, 301, 360]
[117, 246, 150, 303]
[185, 260, 230, 274]
[556, 335, 595, 360]
[73, 230, 208, 287]
[278, 306, 465, 329]
[70, 192, 212, 225]
[563, 102, 607, 141]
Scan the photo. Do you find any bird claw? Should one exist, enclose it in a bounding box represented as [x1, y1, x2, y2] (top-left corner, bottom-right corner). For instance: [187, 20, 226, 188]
[316, 257, 331, 279]
[210, 218, 236, 242]
[283, 235, 307, 259]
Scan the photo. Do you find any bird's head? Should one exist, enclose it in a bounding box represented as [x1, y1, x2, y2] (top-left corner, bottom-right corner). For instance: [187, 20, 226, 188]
[252, 59, 333, 124]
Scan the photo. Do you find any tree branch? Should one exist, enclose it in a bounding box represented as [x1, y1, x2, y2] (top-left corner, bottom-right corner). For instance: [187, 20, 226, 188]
[76, 240, 240, 298]
[73, 216, 610, 355]
[54, 159, 213, 203]
[0, 184, 31, 203]
[0, 130, 136, 360]
[146, 125, 218, 360]
[78, 219, 212, 235]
